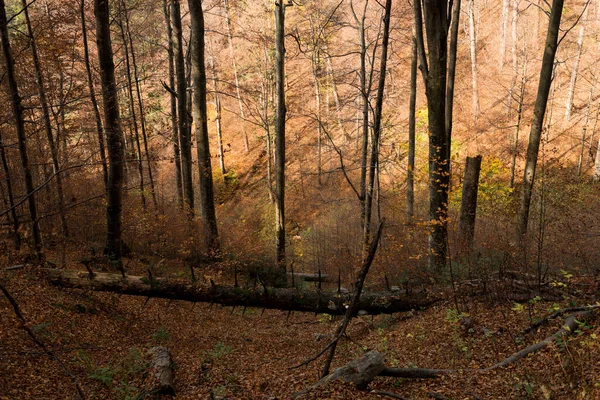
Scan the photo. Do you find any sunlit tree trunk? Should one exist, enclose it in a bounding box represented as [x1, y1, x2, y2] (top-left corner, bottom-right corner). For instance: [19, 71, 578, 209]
[274, 1, 289, 272]
[326, 55, 346, 140]
[467, 0, 479, 118]
[565, 5, 587, 121]
[81, 0, 109, 187]
[407, 22, 417, 221]
[118, 7, 146, 212]
[509, 65, 527, 189]
[516, 0, 564, 241]
[446, 0, 461, 168]
[499, 0, 509, 69]
[122, 1, 158, 209]
[224, 0, 250, 152]
[208, 55, 226, 178]
[172, 0, 194, 215]
[577, 86, 594, 175]
[163, 0, 183, 208]
[363, 0, 391, 249]
[94, 0, 125, 261]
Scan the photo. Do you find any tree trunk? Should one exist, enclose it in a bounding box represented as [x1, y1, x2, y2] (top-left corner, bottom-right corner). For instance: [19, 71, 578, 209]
[81, 0, 108, 187]
[312, 53, 323, 186]
[516, 0, 564, 241]
[163, 0, 183, 208]
[0, 0, 43, 259]
[123, 2, 158, 209]
[326, 55, 346, 140]
[274, 2, 288, 273]
[458, 155, 482, 256]
[118, 5, 146, 212]
[94, 0, 126, 261]
[363, 0, 391, 249]
[499, 0, 509, 69]
[224, 0, 249, 152]
[506, 0, 519, 115]
[22, 0, 68, 240]
[565, 5, 587, 121]
[445, 0, 461, 175]
[467, 0, 479, 118]
[407, 22, 417, 222]
[43, 269, 437, 316]
[0, 132, 20, 248]
[416, 0, 452, 271]
[189, 0, 220, 255]
[172, 0, 194, 215]
[208, 55, 226, 178]
[577, 86, 594, 175]
[509, 69, 527, 189]
[356, 0, 370, 229]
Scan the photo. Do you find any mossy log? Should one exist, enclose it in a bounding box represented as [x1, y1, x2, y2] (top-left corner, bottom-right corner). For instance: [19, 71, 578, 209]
[43, 269, 437, 316]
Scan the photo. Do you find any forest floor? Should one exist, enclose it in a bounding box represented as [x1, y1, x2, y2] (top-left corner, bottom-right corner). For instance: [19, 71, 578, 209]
[1, 253, 600, 400]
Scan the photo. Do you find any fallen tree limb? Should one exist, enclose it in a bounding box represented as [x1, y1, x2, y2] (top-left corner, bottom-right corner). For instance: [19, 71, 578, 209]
[43, 268, 437, 316]
[485, 307, 598, 371]
[379, 367, 453, 379]
[518, 305, 599, 337]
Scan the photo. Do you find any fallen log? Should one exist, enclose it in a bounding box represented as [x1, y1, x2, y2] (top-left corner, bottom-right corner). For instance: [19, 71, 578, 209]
[143, 346, 174, 396]
[43, 269, 438, 316]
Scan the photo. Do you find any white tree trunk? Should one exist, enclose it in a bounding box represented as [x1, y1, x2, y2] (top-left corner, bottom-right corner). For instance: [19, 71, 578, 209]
[500, 0, 510, 69]
[565, 5, 587, 120]
[468, 0, 480, 118]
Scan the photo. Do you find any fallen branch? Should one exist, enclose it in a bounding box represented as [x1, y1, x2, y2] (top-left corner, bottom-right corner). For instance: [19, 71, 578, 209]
[518, 305, 599, 337]
[370, 390, 409, 400]
[0, 283, 86, 399]
[485, 307, 598, 371]
[379, 367, 453, 379]
[43, 267, 437, 316]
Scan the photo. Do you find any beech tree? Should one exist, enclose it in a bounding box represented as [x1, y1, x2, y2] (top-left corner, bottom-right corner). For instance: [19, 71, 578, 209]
[94, 0, 126, 260]
[414, 0, 460, 271]
[188, 0, 220, 255]
[0, 0, 43, 260]
[516, 0, 564, 241]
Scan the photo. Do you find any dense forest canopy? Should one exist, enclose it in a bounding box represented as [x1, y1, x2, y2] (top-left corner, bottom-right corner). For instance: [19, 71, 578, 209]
[1, 0, 600, 399]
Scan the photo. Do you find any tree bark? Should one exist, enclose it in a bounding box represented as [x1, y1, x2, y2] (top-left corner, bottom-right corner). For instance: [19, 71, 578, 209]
[458, 155, 482, 256]
[274, 2, 288, 272]
[224, 0, 250, 152]
[43, 269, 437, 316]
[467, 0, 479, 118]
[80, 0, 108, 187]
[94, 0, 126, 260]
[118, 4, 147, 212]
[445, 0, 461, 175]
[565, 5, 587, 121]
[208, 55, 226, 178]
[416, 0, 452, 271]
[0, 131, 20, 248]
[499, 0, 509, 69]
[122, 2, 158, 209]
[577, 86, 594, 175]
[509, 68, 526, 189]
[22, 0, 69, 239]
[163, 0, 183, 208]
[407, 22, 417, 222]
[363, 0, 391, 249]
[172, 0, 194, 215]
[0, 0, 43, 259]
[189, 0, 220, 255]
[516, 0, 564, 241]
